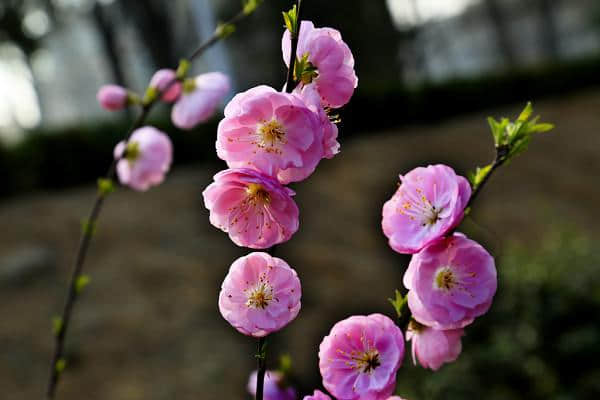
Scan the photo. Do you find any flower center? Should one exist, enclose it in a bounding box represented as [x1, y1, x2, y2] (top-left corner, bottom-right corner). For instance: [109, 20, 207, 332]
[257, 119, 286, 151]
[398, 187, 442, 227]
[353, 349, 381, 374]
[435, 267, 457, 291]
[246, 281, 273, 309]
[246, 183, 271, 205]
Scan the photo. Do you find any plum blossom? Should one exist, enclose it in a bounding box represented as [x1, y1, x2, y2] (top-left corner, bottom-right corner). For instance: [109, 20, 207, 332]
[216, 85, 323, 184]
[172, 72, 230, 129]
[278, 84, 340, 183]
[114, 126, 172, 191]
[406, 320, 464, 370]
[97, 84, 128, 111]
[403, 234, 497, 330]
[319, 314, 404, 400]
[149, 68, 182, 103]
[282, 21, 358, 108]
[303, 390, 331, 400]
[248, 370, 297, 400]
[382, 164, 471, 254]
[219, 252, 301, 337]
[202, 168, 299, 249]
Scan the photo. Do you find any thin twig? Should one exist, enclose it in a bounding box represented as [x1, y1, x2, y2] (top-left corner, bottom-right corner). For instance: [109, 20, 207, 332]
[284, 0, 303, 93]
[45, 7, 259, 399]
[255, 337, 267, 400]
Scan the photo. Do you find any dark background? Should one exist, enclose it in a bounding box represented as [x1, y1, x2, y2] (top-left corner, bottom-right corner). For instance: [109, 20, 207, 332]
[0, 0, 599, 399]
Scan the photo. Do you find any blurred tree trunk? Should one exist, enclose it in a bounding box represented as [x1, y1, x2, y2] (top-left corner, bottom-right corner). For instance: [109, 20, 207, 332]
[538, 0, 560, 61]
[91, 3, 128, 87]
[484, 0, 517, 68]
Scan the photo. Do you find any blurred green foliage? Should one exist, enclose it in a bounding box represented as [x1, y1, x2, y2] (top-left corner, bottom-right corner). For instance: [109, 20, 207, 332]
[396, 228, 600, 400]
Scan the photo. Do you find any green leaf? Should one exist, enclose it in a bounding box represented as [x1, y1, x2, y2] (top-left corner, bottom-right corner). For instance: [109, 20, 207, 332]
[97, 178, 115, 196]
[216, 22, 236, 39]
[469, 164, 492, 189]
[282, 5, 298, 35]
[175, 58, 191, 80]
[294, 53, 318, 84]
[243, 0, 263, 15]
[55, 358, 67, 374]
[517, 101, 533, 123]
[74, 274, 91, 294]
[388, 289, 408, 319]
[52, 316, 63, 336]
[279, 354, 292, 374]
[142, 86, 158, 106]
[80, 219, 96, 236]
[528, 122, 554, 134]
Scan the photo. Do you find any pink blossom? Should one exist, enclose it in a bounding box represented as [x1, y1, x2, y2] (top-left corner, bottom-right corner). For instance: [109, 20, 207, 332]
[404, 234, 497, 330]
[319, 314, 404, 400]
[387, 397, 407, 400]
[202, 168, 299, 249]
[278, 84, 340, 183]
[219, 252, 301, 337]
[97, 84, 128, 111]
[406, 321, 464, 370]
[172, 72, 230, 130]
[248, 370, 297, 400]
[382, 164, 471, 254]
[114, 126, 172, 191]
[216, 85, 323, 184]
[303, 390, 331, 400]
[149, 68, 182, 103]
[282, 21, 358, 108]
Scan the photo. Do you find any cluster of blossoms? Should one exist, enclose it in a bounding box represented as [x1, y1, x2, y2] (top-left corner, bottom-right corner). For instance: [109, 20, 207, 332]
[210, 16, 358, 336]
[97, 68, 230, 191]
[382, 164, 497, 370]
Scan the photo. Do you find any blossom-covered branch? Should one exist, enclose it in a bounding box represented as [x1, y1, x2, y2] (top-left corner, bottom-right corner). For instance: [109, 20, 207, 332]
[45, 3, 263, 398]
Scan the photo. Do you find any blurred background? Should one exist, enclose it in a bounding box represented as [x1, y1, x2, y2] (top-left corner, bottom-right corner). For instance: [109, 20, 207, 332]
[1, 0, 599, 399]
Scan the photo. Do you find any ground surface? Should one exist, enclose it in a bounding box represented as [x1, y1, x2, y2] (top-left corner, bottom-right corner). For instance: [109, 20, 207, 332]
[1, 91, 599, 399]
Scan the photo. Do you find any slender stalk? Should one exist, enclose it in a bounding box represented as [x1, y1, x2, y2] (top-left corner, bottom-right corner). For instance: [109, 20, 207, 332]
[284, 0, 303, 93]
[255, 337, 267, 400]
[45, 7, 259, 399]
[463, 145, 508, 213]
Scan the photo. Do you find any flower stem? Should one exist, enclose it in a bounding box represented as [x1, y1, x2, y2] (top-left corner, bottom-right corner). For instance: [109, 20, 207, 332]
[256, 336, 268, 400]
[284, 0, 303, 93]
[45, 6, 260, 399]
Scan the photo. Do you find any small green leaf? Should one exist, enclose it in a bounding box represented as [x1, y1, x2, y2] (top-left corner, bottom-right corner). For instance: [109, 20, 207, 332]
[55, 358, 67, 374]
[52, 316, 63, 336]
[97, 178, 115, 196]
[74, 274, 91, 294]
[528, 122, 554, 134]
[279, 354, 292, 374]
[388, 289, 408, 319]
[81, 219, 96, 236]
[243, 0, 263, 15]
[142, 86, 158, 105]
[517, 101, 533, 123]
[282, 5, 298, 35]
[175, 58, 191, 80]
[469, 164, 492, 189]
[216, 22, 236, 39]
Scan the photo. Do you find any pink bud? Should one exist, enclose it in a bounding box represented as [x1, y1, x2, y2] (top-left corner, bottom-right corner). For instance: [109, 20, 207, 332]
[97, 84, 128, 111]
[150, 69, 182, 103]
[406, 323, 464, 371]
